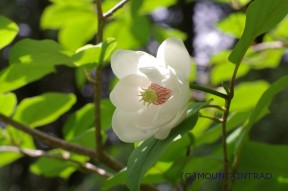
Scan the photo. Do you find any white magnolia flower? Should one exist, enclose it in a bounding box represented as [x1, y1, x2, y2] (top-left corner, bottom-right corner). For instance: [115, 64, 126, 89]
[110, 37, 191, 143]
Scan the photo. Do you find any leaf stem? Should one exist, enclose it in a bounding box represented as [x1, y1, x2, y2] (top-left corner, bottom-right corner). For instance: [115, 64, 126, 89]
[221, 63, 240, 191]
[190, 84, 228, 99]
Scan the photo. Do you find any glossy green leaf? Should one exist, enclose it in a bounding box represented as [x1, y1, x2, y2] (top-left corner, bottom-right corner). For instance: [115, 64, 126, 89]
[0, 64, 55, 93]
[13, 92, 76, 127]
[30, 157, 77, 178]
[229, 0, 288, 64]
[41, 0, 97, 51]
[127, 101, 210, 191]
[0, 16, 19, 49]
[217, 13, 246, 39]
[72, 38, 117, 67]
[0, 93, 17, 116]
[233, 141, 288, 191]
[9, 39, 73, 66]
[265, 17, 288, 41]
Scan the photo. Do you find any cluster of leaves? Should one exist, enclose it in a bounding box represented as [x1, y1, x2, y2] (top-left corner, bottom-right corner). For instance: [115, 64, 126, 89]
[0, 0, 288, 191]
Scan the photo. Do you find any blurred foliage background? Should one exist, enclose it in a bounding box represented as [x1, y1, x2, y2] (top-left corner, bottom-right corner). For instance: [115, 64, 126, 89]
[0, 0, 288, 190]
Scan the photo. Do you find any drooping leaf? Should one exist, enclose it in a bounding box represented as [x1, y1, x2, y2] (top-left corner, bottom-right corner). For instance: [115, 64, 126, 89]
[127, 101, 210, 191]
[0, 64, 55, 93]
[13, 92, 76, 128]
[229, 0, 288, 64]
[0, 93, 17, 116]
[0, 16, 19, 49]
[9, 39, 73, 66]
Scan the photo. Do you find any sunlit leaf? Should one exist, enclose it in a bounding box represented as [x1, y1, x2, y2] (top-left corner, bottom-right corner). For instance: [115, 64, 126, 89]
[0, 93, 17, 116]
[13, 92, 76, 128]
[72, 38, 117, 67]
[41, 0, 97, 51]
[0, 16, 18, 49]
[229, 0, 288, 64]
[30, 157, 77, 178]
[217, 13, 246, 39]
[0, 64, 55, 93]
[9, 39, 73, 66]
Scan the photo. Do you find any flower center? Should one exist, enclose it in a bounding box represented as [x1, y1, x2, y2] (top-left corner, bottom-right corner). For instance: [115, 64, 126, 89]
[139, 83, 171, 106]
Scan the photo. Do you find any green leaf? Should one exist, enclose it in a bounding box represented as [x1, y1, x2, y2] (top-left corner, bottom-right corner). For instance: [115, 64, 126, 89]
[244, 48, 285, 69]
[234, 141, 288, 191]
[69, 128, 95, 150]
[229, 0, 288, 64]
[102, 169, 127, 191]
[0, 64, 55, 93]
[0, 153, 22, 167]
[63, 99, 114, 141]
[41, 0, 97, 51]
[30, 157, 77, 178]
[9, 39, 73, 66]
[217, 13, 246, 39]
[104, 13, 149, 49]
[207, 81, 269, 112]
[13, 92, 76, 127]
[127, 101, 210, 191]
[72, 38, 117, 67]
[248, 75, 288, 131]
[0, 16, 19, 49]
[152, 25, 187, 42]
[137, 0, 177, 14]
[235, 76, 288, 157]
[0, 93, 17, 116]
[195, 111, 251, 146]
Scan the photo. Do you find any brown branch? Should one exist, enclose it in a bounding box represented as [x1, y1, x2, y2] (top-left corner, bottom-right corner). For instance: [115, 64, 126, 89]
[0, 145, 111, 177]
[103, 0, 130, 19]
[0, 113, 97, 159]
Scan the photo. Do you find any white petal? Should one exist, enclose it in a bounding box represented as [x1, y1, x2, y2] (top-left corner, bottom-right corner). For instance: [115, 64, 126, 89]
[112, 109, 157, 143]
[111, 49, 157, 79]
[110, 74, 150, 112]
[154, 107, 188, 139]
[156, 37, 191, 79]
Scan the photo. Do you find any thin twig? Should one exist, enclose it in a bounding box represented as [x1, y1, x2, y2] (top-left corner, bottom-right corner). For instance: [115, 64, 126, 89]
[0, 145, 111, 177]
[199, 113, 223, 123]
[201, 105, 226, 112]
[190, 84, 228, 99]
[104, 0, 130, 19]
[221, 62, 240, 191]
[0, 113, 97, 158]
